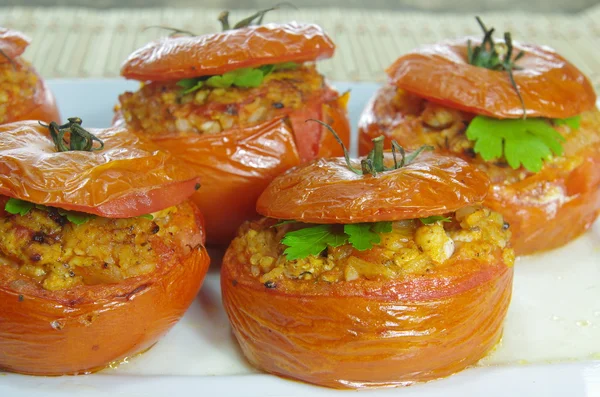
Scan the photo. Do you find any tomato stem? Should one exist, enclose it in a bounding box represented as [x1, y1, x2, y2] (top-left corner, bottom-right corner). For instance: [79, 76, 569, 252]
[40, 118, 105, 153]
[467, 16, 527, 118]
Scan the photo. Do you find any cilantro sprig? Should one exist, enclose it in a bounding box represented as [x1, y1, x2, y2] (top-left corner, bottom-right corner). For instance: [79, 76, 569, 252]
[4, 198, 153, 226]
[176, 63, 298, 95]
[465, 115, 576, 172]
[280, 222, 393, 260]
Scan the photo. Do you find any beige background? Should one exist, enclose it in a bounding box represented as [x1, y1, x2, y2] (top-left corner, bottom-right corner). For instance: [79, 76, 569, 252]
[1, 3, 599, 87]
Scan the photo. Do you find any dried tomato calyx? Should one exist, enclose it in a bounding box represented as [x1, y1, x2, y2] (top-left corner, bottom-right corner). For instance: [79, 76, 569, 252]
[308, 119, 432, 177]
[467, 16, 526, 118]
[40, 117, 105, 153]
[218, 3, 296, 31]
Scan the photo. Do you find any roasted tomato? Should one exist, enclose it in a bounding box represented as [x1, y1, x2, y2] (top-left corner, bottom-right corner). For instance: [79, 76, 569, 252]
[0, 120, 210, 375]
[221, 141, 514, 388]
[0, 28, 60, 124]
[116, 16, 350, 245]
[358, 18, 600, 255]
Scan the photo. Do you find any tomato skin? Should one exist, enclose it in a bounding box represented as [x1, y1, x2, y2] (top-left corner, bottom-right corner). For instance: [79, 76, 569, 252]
[359, 83, 600, 255]
[150, 118, 301, 245]
[0, 121, 201, 218]
[386, 38, 596, 119]
[0, 28, 29, 61]
[114, 88, 350, 245]
[0, 202, 210, 375]
[121, 23, 335, 82]
[221, 242, 513, 388]
[257, 151, 489, 224]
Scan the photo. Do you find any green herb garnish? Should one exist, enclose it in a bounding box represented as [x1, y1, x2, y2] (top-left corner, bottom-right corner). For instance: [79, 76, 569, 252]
[420, 216, 452, 225]
[177, 62, 299, 95]
[5, 198, 34, 216]
[4, 199, 153, 226]
[466, 115, 569, 172]
[467, 17, 526, 118]
[281, 222, 394, 260]
[554, 115, 581, 130]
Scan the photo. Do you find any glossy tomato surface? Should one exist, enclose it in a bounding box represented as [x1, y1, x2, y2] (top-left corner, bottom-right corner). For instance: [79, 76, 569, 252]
[221, 237, 513, 388]
[0, 28, 60, 124]
[386, 38, 596, 119]
[0, 27, 29, 60]
[121, 23, 335, 82]
[0, 121, 201, 218]
[358, 84, 600, 254]
[115, 89, 350, 245]
[0, 202, 210, 375]
[257, 151, 489, 223]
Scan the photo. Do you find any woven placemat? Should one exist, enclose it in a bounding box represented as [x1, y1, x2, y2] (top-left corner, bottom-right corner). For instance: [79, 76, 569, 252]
[1, 5, 599, 86]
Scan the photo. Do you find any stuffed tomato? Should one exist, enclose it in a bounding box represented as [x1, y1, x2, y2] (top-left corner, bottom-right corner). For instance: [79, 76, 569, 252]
[0, 119, 210, 375]
[0, 28, 60, 124]
[221, 135, 514, 388]
[358, 18, 600, 255]
[116, 13, 350, 245]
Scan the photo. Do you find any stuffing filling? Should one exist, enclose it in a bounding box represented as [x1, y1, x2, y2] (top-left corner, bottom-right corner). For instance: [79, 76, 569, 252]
[0, 59, 38, 124]
[118, 64, 335, 136]
[230, 206, 514, 284]
[0, 201, 201, 291]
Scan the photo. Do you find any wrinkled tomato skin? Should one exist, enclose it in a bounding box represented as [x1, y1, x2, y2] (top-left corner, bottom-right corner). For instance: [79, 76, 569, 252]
[150, 118, 301, 245]
[257, 152, 489, 224]
[121, 23, 335, 82]
[115, 93, 350, 245]
[358, 85, 600, 255]
[0, 202, 210, 376]
[485, 145, 600, 254]
[0, 121, 202, 218]
[221, 245, 513, 388]
[386, 38, 596, 119]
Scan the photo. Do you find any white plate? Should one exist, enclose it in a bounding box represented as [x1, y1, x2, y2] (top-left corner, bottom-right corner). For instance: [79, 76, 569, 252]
[1, 80, 599, 397]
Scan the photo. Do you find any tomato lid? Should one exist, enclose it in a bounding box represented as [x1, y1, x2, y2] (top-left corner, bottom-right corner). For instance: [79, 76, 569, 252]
[0, 28, 30, 63]
[121, 23, 335, 82]
[0, 120, 201, 217]
[257, 150, 489, 223]
[386, 38, 596, 119]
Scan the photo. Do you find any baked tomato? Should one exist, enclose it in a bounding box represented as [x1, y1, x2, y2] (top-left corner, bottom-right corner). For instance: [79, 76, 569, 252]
[0, 28, 60, 125]
[359, 18, 600, 255]
[222, 141, 514, 388]
[0, 119, 210, 375]
[116, 14, 350, 245]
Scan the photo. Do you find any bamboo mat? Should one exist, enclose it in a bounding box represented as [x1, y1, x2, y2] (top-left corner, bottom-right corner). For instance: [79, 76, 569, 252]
[1, 5, 599, 87]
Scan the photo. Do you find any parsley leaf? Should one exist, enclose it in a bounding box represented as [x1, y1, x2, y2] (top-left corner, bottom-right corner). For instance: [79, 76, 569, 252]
[176, 78, 204, 95]
[420, 216, 452, 225]
[5, 198, 34, 216]
[4, 198, 151, 225]
[271, 219, 298, 228]
[466, 116, 566, 173]
[371, 221, 393, 233]
[281, 225, 347, 260]
[280, 221, 395, 260]
[344, 223, 381, 251]
[554, 116, 581, 130]
[177, 61, 299, 95]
